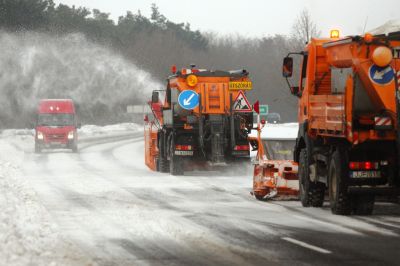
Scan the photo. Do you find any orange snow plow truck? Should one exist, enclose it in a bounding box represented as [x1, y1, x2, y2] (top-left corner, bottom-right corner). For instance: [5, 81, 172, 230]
[283, 30, 400, 215]
[251, 121, 299, 200]
[145, 65, 253, 175]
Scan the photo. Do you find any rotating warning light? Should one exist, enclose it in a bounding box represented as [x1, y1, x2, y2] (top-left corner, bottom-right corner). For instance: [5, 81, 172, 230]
[330, 29, 340, 39]
[372, 46, 393, 67]
[171, 65, 177, 74]
[364, 32, 373, 43]
[186, 74, 198, 87]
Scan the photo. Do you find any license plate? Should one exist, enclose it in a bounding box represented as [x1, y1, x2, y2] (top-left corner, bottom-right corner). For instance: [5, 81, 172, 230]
[174, 150, 194, 156]
[350, 171, 381, 178]
[229, 81, 252, 90]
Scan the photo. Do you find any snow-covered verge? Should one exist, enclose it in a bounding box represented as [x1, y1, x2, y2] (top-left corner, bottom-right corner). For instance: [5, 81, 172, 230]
[78, 123, 142, 138]
[0, 123, 141, 265]
[1, 122, 142, 139]
[0, 140, 93, 266]
[250, 123, 298, 139]
[369, 19, 400, 35]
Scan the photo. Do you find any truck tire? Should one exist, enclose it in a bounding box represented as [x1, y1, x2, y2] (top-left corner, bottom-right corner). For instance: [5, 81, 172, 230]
[35, 144, 41, 154]
[169, 139, 184, 176]
[328, 149, 352, 215]
[158, 131, 169, 173]
[72, 144, 78, 153]
[299, 149, 325, 207]
[158, 155, 169, 173]
[353, 195, 374, 215]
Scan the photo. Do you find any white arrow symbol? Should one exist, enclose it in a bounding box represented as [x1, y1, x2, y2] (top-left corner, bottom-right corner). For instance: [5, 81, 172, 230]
[183, 93, 195, 106]
[373, 66, 392, 80]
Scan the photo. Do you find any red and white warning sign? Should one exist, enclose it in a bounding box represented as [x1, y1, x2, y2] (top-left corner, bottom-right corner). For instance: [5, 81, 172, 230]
[233, 90, 252, 112]
[397, 71, 400, 90]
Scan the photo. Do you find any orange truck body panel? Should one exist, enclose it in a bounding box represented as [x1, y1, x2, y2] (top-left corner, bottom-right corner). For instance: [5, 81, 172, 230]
[144, 123, 158, 171]
[169, 75, 251, 116]
[299, 36, 400, 144]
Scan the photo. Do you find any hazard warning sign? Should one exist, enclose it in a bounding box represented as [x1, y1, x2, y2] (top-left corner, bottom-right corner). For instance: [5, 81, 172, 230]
[233, 90, 252, 112]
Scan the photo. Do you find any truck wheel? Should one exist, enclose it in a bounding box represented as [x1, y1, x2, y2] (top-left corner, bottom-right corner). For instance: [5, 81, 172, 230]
[170, 155, 184, 176]
[353, 195, 374, 215]
[35, 144, 41, 153]
[328, 149, 351, 215]
[158, 155, 169, 173]
[72, 144, 78, 153]
[158, 131, 169, 173]
[299, 149, 325, 207]
[254, 194, 264, 201]
[169, 139, 184, 176]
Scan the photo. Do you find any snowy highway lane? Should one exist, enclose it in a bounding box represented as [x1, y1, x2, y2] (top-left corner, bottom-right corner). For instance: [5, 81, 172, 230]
[13, 134, 400, 265]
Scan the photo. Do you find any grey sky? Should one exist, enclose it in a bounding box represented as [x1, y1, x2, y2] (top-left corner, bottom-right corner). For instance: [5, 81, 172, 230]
[54, 0, 399, 37]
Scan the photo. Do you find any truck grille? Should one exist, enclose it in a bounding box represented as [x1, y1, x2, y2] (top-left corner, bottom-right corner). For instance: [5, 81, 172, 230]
[47, 134, 65, 140]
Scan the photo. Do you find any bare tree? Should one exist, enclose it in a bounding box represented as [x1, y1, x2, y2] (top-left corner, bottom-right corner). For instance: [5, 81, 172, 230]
[291, 9, 320, 49]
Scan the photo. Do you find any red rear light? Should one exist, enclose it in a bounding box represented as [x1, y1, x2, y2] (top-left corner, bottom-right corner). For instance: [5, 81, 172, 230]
[234, 145, 249, 151]
[175, 145, 192, 151]
[349, 161, 378, 170]
[349, 162, 358, 170]
[364, 161, 372, 170]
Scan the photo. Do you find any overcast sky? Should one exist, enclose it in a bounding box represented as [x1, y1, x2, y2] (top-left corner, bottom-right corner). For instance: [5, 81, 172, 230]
[54, 0, 399, 37]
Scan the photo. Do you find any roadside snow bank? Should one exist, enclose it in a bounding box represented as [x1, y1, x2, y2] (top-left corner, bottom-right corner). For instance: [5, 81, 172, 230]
[369, 20, 400, 35]
[250, 123, 298, 139]
[79, 123, 142, 137]
[0, 140, 93, 265]
[1, 123, 142, 138]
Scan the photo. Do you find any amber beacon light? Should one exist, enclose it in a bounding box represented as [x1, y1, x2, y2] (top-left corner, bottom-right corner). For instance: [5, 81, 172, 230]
[186, 74, 198, 87]
[330, 29, 340, 39]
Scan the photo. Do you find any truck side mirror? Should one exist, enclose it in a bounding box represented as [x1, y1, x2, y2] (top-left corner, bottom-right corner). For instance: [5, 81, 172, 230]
[282, 57, 293, 78]
[144, 114, 149, 122]
[152, 91, 159, 103]
[77, 122, 82, 129]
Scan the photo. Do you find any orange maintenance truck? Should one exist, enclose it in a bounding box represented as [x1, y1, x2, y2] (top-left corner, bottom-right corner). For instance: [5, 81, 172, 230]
[282, 30, 400, 215]
[145, 65, 253, 175]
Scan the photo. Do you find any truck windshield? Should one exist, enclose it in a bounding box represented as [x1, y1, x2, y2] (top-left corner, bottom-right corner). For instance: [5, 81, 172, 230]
[263, 139, 295, 160]
[37, 114, 75, 127]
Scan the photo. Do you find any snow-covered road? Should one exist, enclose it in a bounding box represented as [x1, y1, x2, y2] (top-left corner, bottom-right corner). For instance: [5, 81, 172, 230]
[1, 126, 400, 265]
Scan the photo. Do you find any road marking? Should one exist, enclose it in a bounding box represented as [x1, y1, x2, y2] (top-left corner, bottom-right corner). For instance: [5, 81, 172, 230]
[282, 237, 332, 254]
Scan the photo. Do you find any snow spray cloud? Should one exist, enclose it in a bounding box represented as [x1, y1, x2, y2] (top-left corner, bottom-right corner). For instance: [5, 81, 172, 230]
[0, 31, 162, 127]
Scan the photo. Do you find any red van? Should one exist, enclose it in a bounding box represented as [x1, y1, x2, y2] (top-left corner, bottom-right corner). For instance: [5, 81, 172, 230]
[35, 99, 79, 153]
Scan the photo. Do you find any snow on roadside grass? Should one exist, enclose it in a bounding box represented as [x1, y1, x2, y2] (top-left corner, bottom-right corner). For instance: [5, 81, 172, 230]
[79, 123, 142, 137]
[0, 123, 140, 265]
[0, 139, 93, 265]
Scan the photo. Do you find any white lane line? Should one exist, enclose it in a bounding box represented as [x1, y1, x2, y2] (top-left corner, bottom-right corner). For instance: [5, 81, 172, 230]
[282, 237, 332, 254]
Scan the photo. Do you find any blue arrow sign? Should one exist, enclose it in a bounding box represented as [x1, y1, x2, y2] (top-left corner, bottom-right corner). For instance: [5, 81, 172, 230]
[178, 90, 199, 110]
[369, 65, 394, 85]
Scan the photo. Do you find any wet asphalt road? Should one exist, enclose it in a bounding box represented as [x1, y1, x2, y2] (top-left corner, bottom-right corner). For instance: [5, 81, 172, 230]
[19, 135, 400, 265]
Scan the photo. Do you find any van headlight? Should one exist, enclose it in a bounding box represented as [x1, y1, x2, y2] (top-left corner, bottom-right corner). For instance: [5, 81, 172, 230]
[37, 132, 44, 140]
[68, 131, 74, 140]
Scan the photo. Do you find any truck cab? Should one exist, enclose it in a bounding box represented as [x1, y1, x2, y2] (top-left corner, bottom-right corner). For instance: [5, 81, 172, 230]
[35, 99, 79, 153]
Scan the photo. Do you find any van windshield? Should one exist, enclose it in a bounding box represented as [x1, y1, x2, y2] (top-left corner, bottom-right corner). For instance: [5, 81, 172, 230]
[37, 114, 75, 127]
[263, 139, 295, 160]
